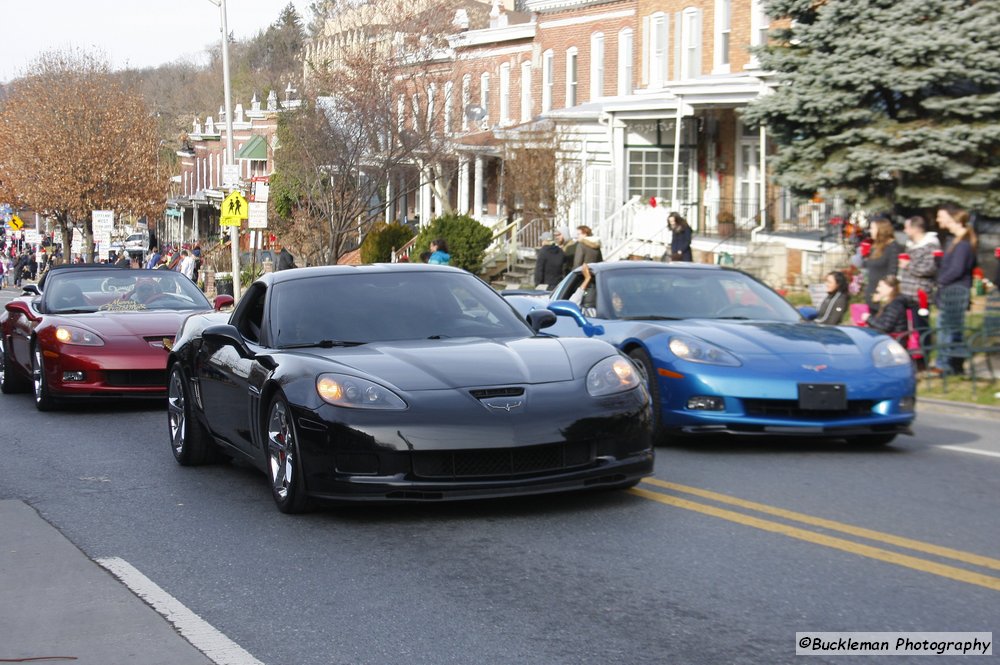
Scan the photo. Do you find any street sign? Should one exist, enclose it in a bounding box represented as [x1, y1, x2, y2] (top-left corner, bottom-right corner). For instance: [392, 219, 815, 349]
[220, 191, 248, 227]
[223, 164, 241, 189]
[92, 210, 114, 234]
[9, 214, 24, 231]
[247, 201, 268, 229]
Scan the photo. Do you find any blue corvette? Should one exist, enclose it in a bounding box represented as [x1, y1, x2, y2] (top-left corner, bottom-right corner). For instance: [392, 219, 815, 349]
[507, 262, 916, 445]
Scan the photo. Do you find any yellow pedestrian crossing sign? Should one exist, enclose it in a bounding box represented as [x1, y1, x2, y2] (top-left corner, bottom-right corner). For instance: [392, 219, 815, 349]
[221, 191, 248, 227]
[8, 214, 24, 231]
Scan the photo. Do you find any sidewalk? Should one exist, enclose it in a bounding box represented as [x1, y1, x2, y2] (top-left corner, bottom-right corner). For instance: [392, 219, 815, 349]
[0, 500, 213, 665]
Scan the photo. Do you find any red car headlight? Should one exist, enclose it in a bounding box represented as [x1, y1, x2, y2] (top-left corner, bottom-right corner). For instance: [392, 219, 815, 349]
[54, 325, 105, 346]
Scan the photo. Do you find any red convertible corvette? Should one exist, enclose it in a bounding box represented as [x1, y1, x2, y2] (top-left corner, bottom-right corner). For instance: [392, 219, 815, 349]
[1, 264, 233, 410]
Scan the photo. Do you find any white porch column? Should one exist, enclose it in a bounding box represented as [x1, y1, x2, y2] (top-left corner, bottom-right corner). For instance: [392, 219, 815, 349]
[419, 162, 433, 225]
[751, 124, 768, 241]
[473, 155, 484, 220]
[385, 178, 394, 224]
[458, 155, 469, 214]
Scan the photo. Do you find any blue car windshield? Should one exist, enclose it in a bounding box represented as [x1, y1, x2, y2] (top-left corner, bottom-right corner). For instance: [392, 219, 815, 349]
[271, 271, 533, 346]
[602, 269, 801, 322]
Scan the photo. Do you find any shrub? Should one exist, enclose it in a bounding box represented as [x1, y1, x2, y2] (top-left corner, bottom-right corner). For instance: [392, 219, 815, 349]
[360, 222, 415, 264]
[412, 213, 493, 273]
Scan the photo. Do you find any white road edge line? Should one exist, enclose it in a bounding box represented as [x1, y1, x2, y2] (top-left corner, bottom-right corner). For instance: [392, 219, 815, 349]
[938, 445, 1000, 459]
[96, 556, 264, 665]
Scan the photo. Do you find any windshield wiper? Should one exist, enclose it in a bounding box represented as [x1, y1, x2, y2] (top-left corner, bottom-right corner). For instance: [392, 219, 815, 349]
[620, 315, 682, 321]
[278, 340, 366, 349]
[713, 316, 751, 320]
[53, 308, 97, 314]
[426, 334, 452, 339]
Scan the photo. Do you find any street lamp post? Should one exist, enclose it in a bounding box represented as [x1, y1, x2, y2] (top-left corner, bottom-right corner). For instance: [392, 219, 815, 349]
[207, 0, 241, 300]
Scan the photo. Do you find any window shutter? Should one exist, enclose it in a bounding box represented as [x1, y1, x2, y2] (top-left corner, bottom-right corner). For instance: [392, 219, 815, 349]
[641, 15, 650, 85]
[694, 9, 703, 78]
[673, 12, 682, 82]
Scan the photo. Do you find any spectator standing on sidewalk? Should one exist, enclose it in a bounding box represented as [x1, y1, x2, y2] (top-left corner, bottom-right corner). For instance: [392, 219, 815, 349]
[533, 232, 565, 290]
[861, 217, 903, 311]
[665, 212, 693, 262]
[572, 226, 602, 269]
[933, 204, 978, 375]
[427, 239, 451, 265]
[277, 247, 297, 271]
[179, 250, 197, 280]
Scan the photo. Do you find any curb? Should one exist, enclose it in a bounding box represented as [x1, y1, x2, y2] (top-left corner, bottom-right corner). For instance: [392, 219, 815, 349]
[918, 397, 1000, 418]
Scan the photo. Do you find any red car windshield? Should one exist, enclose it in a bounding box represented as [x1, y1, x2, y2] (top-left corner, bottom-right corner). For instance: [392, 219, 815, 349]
[43, 270, 211, 314]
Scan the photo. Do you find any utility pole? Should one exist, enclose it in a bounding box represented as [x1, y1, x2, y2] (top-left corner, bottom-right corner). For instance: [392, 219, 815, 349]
[207, 0, 242, 300]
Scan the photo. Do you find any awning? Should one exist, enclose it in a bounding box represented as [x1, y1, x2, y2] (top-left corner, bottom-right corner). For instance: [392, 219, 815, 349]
[236, 135, 268, 161]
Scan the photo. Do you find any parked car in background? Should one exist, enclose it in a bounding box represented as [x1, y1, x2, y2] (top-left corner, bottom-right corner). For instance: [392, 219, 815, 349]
[1, 264, 233, 410]
[166, 264, 653, 513]
[506, 262, 916, 445]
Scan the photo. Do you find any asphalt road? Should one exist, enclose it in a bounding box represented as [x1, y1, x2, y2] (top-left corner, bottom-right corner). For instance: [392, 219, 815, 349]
[0, 376, 997, 664]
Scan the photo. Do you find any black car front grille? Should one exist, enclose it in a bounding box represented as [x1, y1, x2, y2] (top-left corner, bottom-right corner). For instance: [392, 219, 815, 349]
[469, 387, 525, 399]
[742, 399, 877, 418]
[104, 370, 166, 387]
[412, 441, 596, 480]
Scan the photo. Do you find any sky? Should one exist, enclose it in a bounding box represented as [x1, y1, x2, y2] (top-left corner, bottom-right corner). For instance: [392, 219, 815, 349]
[0, 1, 313, 83]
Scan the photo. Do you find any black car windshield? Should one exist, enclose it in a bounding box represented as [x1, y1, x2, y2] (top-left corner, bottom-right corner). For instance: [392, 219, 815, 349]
[602, 268, 801, 322]
[43, 270, 211, 314]
[272, 271, 533, 346]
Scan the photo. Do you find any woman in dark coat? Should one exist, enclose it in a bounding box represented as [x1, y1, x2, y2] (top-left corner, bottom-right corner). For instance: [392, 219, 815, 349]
[533, 232, 566, 290]
[814, 271, 850, 325]
[933, 204, 978, 374]
[667, 212, 692, 262]
[861, 218, 903, 310]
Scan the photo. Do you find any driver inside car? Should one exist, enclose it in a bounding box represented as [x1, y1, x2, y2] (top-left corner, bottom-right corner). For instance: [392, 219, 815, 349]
[131, 280, 161, 304]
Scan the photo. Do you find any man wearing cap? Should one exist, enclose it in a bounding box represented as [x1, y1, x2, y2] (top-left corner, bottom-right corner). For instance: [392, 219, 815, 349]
[534, 231, 566, 291]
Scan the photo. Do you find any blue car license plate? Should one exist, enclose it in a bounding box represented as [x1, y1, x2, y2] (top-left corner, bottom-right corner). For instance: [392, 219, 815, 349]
[798, 383, 847, 411]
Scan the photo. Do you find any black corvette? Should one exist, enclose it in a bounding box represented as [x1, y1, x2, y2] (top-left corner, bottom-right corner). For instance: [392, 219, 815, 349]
[167, 264, 653, 512]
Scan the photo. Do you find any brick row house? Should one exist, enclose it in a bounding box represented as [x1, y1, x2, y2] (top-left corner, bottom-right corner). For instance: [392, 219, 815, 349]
[304, 0, 845, 283]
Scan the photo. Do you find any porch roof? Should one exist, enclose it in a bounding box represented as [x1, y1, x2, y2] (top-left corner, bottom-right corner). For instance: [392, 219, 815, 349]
[600, 72, 772, 117]
[236, 134, 268, 161]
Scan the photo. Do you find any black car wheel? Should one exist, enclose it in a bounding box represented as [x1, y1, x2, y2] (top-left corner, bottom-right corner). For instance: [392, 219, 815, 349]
[32, 345, 57, 411]
[167, 364, 218, 465]
[266, 395, 311, 514]
[1, 337, 29, 394]
[628, 348, 666, 444]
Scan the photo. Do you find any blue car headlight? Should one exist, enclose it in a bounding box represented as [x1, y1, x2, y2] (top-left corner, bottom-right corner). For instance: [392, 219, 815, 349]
[316, 373, 407, 410]
[587, 356, 641, 396]
[668, 336, 741, 366]
[54, 325, 105, 346]
[872, 339, 911, 368]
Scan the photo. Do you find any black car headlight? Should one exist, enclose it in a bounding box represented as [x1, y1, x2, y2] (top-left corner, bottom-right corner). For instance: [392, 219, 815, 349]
[316, 373, 407, 410]
[587, 356, 641, 397]
[54, 325, 105, 346]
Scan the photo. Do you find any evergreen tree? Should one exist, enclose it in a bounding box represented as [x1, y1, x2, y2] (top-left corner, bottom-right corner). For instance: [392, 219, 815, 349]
[742, 0, 1000, 210]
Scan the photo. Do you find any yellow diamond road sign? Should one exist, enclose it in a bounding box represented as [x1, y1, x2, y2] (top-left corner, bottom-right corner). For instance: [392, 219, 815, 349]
[221, 191, 248, 227]
[9, 214, 24, 231]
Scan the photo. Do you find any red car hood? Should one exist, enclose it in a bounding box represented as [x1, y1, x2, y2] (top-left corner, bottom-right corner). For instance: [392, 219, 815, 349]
[53, 310, 198, 337]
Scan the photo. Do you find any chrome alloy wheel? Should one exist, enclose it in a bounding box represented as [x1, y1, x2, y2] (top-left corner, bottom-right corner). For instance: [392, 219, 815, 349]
[32, 347, 44, 403]
[167, 368, 186, 457]
[267, 400, 296, 501]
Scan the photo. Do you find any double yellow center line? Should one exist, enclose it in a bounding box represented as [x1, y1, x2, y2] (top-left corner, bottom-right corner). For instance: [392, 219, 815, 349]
[631, 478, 1000, 592]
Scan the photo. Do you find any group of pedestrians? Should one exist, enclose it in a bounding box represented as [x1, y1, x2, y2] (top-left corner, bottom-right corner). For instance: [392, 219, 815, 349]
[815, 204, 983, 375]
[533, 225, 605, 290]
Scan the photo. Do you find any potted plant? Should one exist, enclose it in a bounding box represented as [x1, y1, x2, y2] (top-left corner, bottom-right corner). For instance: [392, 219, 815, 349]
[717, 211, 736, 238]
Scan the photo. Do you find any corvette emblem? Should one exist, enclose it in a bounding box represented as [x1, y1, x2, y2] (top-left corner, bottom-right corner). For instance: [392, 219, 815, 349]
[482, 398, 523, 412]
[802, 364, 828, 372]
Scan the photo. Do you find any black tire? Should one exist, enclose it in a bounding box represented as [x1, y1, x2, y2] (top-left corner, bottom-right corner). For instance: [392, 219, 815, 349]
[31, 344, 57, 411]
[167, 364, 218, 465]
[1, 337, 30, 394]
[848, 434, 897, 446]
[265, 394, 311, 514]
[628, 348, 667, 445]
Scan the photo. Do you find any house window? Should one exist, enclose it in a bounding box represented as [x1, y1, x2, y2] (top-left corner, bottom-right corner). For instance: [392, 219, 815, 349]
[643, 13, 668, 87]
[627, 148, 693, 203]
[426, 84, 436, 132]
[520, 61, 532, 122]
[444, 81, 454, 134]
[499, 63, 511, 125]
[681, 8, 702, 79]
[736, 123, 762, 222]
[480, 73, 490, 124]
[714, 0, 731, 71]
[462, 74, 471, 130]
[618, 28, 633, 96]
[411, 93, 420, 131]
[542, 50, 554, 112]
[566, 48, 578, 107]
[590, 33, 604, 101]
[749, 0, 770, 66]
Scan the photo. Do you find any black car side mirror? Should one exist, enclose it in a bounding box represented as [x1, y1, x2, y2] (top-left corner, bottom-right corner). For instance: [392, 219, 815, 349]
[21, 284, 40, 296]
[526, 309, 557, 333]
[203, 324, 255, 359]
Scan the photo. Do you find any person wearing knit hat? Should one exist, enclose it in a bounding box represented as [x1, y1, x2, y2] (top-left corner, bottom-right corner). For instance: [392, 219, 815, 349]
[534, 231, 566, 290]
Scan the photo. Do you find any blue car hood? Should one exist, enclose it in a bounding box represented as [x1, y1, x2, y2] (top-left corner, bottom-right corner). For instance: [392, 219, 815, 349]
[292, 337, 576, 391]
[657, 320, 873, 369]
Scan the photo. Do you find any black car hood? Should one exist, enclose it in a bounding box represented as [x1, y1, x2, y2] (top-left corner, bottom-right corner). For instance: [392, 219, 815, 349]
[287, 337, 576, 391]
